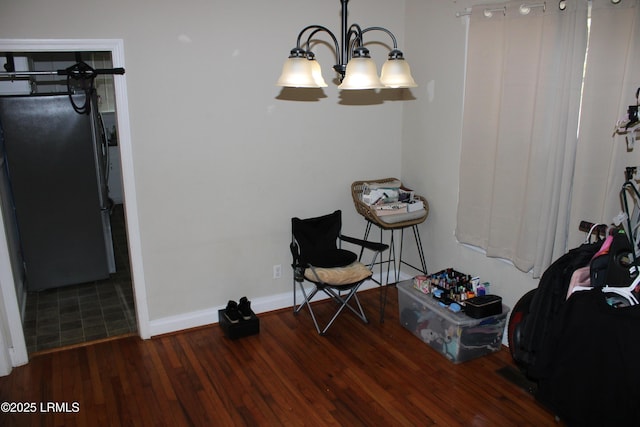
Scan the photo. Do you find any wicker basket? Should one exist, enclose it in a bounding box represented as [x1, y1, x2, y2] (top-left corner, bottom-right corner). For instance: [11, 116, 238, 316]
[351, 178, 429, 230]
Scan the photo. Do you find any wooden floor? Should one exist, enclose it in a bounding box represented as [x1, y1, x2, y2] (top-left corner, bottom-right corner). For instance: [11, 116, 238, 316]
[0, 286, 560, 426]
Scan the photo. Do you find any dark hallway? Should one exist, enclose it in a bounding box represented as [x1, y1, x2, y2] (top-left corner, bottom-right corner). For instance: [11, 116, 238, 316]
[22, 204, 136, 354]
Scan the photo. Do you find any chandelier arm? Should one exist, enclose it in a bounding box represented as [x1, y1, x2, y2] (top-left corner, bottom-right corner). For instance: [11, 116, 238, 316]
[344, 24, 365, 64]
[360, 26, 399, 49]
[303, 27, 341, 65]
[296, 25, 340, 57]
[347, 24, 363, 37]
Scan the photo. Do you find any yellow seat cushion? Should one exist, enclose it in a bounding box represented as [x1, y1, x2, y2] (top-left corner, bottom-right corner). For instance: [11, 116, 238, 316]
[304, 261, 372, 286]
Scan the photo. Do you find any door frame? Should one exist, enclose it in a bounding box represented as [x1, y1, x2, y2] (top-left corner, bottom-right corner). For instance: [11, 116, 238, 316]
[0, 39, 150, 370]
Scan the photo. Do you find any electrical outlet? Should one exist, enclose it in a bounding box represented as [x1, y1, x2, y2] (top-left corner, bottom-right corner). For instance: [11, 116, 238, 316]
[273, 264, 282, 279]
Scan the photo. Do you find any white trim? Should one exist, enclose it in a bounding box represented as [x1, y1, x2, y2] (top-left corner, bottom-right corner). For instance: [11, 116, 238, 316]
[106, 40, 151, 339]
[0, 207, 27, 369]
[148, 271, 412, 337]
[0, 39, 150, 374]
[0, 318, 12, 376]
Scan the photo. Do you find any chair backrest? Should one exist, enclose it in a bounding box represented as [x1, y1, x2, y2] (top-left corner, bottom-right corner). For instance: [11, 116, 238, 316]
[292, 210, 356, 268]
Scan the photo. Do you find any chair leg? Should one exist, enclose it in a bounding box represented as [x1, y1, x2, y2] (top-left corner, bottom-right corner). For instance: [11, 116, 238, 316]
[412, 225, 428, 275]
[380, 225, 428, 323]
[359, 221, 373, 262]
[360, 221, 388, 324]
[294, 281, 320, 314]
[292, 278, 297, 311]
[386, 229, 396, 284]
[378, 228, 398, 324]
[295, 280, 369, 335]
[319, 286, 368, 335]
[324, 288, 368, 322]
[294, 281, 323, 334]
[380, 281, 390, 324]
[397, 225, 428, 276]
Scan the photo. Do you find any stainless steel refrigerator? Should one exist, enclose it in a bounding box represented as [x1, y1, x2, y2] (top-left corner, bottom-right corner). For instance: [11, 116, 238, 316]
[0, 92, 116, 291]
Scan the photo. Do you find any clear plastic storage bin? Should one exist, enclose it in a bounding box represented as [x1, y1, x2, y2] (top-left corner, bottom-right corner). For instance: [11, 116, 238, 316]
[397, 280, 509, 363]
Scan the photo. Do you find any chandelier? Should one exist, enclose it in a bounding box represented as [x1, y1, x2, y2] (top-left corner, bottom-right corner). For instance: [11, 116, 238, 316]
[276, 0, 417, 90]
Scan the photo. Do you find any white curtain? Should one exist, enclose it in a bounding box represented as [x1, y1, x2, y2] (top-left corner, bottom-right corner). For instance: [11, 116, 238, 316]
[569, 0, 640, 247]
[456, 0, 589, 277]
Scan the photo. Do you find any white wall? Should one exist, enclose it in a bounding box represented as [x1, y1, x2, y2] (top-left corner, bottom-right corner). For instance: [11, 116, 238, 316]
[0, 0, 408, 322]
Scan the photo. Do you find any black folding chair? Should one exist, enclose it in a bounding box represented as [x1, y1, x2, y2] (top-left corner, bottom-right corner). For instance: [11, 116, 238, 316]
[290, 210, 388, 335]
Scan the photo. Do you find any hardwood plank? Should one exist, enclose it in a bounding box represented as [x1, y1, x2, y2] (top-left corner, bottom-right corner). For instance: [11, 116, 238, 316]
[173, 333, 240, 426]
[0, 286, 561, 426]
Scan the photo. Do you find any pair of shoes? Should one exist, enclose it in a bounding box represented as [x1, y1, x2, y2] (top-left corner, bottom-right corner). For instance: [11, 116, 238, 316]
[224, 297, 255, 323]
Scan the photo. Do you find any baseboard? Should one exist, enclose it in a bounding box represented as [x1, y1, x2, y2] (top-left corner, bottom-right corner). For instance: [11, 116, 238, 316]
[148, 270, 413, 337]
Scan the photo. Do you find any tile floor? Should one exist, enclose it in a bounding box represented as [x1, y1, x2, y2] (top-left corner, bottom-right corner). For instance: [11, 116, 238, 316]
[22, 204, 137, 354]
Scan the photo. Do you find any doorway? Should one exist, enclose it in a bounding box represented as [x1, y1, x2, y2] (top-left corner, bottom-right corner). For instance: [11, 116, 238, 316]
[0, 39, 149, 366]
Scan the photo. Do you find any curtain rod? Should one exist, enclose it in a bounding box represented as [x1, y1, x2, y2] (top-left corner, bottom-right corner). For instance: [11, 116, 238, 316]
[0, 68, 125, 78]
[2, 52, 125, 78]
[459, 0, 623, 17]
[457, 1, 549, 18]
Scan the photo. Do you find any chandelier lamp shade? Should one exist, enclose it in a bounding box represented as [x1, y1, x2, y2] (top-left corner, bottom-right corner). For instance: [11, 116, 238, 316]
[276, 0, 417, 90]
